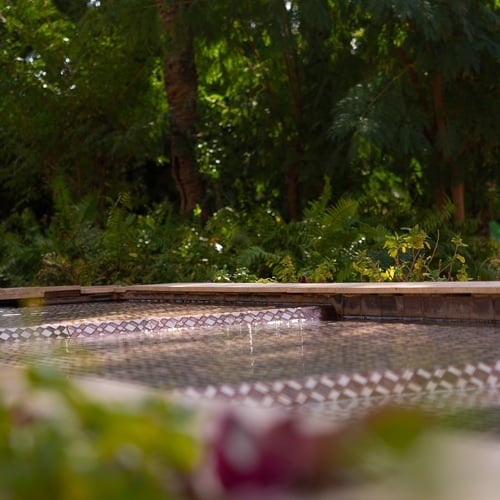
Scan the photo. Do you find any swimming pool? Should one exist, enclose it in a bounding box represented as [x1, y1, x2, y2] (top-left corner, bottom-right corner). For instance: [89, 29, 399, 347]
[1, 301, 499, 428]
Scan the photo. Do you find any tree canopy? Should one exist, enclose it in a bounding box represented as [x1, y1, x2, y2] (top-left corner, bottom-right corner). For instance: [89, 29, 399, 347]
[0, 0, 498, 285]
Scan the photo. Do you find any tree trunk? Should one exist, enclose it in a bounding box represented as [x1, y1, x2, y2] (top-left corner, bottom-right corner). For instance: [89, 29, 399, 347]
[432, 71, 465, 224]
[157, 0, 205, 214]
[451, 179, 465, 224]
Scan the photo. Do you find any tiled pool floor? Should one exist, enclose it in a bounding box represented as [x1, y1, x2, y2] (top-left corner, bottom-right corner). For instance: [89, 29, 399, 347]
[2, 319, 498, 386]
[0, 301, 499, 425]
[0, 302, 275, 328]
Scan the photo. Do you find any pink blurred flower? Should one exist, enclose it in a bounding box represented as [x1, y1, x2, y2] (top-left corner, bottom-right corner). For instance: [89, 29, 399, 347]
[212, 411, 342, 495]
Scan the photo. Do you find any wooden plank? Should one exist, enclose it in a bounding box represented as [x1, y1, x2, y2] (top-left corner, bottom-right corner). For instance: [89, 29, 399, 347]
[0, 286, 81, 301]
[125, 281, 499, 295]
[2, 282, 499, 302]
[1, 283, 498, 322]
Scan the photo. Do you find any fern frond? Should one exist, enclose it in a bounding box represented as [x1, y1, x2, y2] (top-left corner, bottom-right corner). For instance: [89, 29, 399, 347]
[303, 176, 332, 219]
[414, 203, 454, 234]
[320, 198, 359, 234]
[237, 245, 275, 268]
[358, 222, 391, 244]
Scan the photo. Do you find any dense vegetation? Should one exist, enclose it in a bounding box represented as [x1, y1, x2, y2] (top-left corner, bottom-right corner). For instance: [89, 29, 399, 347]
[0, 0, 498, 285]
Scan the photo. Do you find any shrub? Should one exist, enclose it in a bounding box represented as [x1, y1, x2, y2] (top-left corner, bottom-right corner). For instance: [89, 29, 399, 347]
[0, 367, 199, 499]
[0, 180, 495, 285]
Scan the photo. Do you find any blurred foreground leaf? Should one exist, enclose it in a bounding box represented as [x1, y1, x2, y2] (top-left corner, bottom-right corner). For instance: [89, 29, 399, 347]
[0, 367, 200, 499]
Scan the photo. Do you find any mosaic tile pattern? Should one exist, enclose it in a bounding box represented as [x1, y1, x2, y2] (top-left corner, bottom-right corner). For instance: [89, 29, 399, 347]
[0, 302, 296, 328]
[286, 387, 500, 430]
[174, 360, 500, 408]
[0, 303, 320, 341]
[68, 307, 320, 338]
[0, 313, 498, 422]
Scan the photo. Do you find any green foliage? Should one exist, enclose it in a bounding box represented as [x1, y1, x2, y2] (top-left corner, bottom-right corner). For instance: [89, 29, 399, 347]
[1, 178, 496, 286]
[0, 0, 498, 285]
[0, 0, 164, 218]
[353, 226, 469, 282]
[461, 232, 500, 280]
[0, 209, 47, 287]
[331, 0, 500, 224]
[0, 366, 198, 499]
[358, 167, 414, 220]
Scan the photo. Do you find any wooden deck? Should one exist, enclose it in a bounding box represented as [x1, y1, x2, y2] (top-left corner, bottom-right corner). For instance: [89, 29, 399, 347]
[1, 282, 498, 322]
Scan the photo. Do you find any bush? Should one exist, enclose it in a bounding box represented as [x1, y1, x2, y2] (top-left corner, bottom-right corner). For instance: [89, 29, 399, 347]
[0, 181, 496, 285]
[0, 367, 199, 499]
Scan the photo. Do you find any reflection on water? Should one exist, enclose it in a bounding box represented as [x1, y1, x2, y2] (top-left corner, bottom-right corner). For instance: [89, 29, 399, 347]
[1, 318, 500, 433]
[0, 319, 310, 388]
[248, 323, 254, 375]
[0, 319, 498, 394]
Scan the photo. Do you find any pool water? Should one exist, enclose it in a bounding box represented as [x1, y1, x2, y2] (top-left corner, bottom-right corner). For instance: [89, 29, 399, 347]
[0, 301, 499, 432]
[0, 319, 497, 385]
